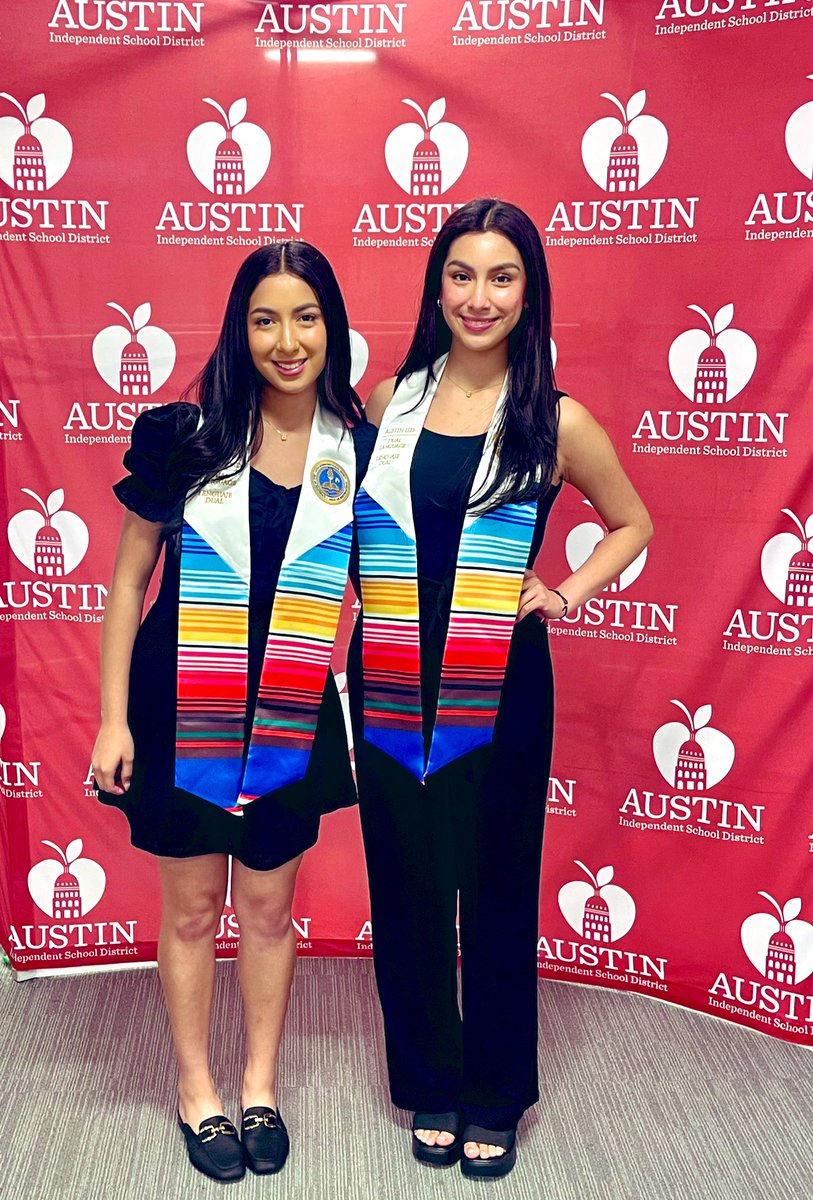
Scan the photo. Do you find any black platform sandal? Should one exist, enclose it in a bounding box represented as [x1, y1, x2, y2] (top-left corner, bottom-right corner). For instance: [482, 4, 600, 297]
[411, 1111, 463, 1167]
[460, 1124, 517, 1179]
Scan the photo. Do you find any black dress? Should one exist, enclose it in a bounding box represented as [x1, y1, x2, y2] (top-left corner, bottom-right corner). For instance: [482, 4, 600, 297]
[357, 427, 562, 1130]
[98, 402, 376, 871]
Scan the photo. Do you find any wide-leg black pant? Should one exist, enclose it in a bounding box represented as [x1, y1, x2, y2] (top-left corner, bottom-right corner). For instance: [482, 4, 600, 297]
[357, 617, 554, 1130]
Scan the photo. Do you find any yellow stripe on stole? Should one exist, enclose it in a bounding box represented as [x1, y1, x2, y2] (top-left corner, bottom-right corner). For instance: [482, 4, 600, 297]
[452, 573, 523, 612]
[271, 596, 341, 637]
[362, 580, 420, 616]
[178, 606, 248, 644]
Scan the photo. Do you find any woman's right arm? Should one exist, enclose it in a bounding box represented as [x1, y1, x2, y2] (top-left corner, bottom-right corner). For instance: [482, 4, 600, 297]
[91, 511, 164, 795]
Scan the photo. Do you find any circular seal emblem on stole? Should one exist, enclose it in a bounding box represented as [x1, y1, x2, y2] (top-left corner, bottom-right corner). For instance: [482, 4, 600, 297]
[311, 459, 350, 504]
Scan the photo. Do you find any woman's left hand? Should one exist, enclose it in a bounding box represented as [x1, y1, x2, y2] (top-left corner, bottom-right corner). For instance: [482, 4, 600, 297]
[517, 569, 566, 622]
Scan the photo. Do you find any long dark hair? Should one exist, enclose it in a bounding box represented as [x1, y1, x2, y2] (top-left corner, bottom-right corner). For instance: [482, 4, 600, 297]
[398, 197, 558, 511]
[167, 241, 364, 495]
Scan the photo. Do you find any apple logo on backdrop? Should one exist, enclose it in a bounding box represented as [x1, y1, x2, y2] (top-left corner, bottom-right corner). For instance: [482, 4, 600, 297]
[581, 90, 668, 193]
[565, 501, 647, 592]
[785, 75, 813, 181]
[761, 508, 813, 606]
[349, 329, 369, 388]
[668, 303, 757, 405]
[92, 302, 176, 396]
[741, 893, 813, 987]
[7, 488, 89, 577]
[186, 97, 271, 195]
[652, 700, 735, 791]
[28, 839, 106, 919]
[558, 861, 636, 943]
[0, 91, 73, 192]
[385, 98, 469, 197]
[0, 702, 6, 756]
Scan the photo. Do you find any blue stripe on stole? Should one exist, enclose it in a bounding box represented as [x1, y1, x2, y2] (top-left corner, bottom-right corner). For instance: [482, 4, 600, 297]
[175, 757, 246, 809]
[241, 744, 310, 800]
[426, 725, 493, 777]
[365, 726, 426, 781]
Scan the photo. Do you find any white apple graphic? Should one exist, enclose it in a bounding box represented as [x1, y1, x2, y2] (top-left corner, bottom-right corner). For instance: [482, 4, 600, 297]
[741, 893, 813, 986]
[92, 301, 176, 395]
[28, 839, 106, 919]
[761, 508, 813, 605]
[785, 75, 813, 181]
[187, 97, 271, 195]
[385, 98, 468, 196]
[565, 500, 647, 592]
[558, 861, 636, 943]
[0, 91, 73, 192]
[668, 303, 757, 405]
[653, 699, 735, 791]
[8, 487, 89, 577]
[582, 90, 668, 192]
[349, 329, 369, 388]
[0, 701, 6, 756]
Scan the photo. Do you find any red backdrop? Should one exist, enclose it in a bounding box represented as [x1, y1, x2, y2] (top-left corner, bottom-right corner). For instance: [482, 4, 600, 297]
[2, 0, 812, 1046]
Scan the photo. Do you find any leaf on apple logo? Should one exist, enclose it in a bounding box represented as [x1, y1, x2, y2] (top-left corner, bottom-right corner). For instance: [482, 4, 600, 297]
[46, 488, 64, 516]
[228, 98, 247, 128]
[426, 98, 446, 128]
[133, 302, 151, 331]
[626, 90, 646, 121]
[27, 93, 46, 123]
[693, 704, 712, 730]
[784, 898, 802, 922]
[65, 838, 83, 864]
[713, 304, 734, 335]
[596, 866, 613, 887]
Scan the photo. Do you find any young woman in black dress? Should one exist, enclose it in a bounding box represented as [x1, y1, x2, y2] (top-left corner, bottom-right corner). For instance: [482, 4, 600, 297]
[92, 243, 374, 1182]
[357, 199, 653, 1178]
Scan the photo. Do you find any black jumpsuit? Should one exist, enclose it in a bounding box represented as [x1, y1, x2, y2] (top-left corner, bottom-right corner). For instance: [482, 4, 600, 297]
[357, 427, 561, 1130]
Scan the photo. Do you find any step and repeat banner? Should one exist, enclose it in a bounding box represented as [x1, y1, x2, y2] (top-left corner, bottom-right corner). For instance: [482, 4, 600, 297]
[1, 1, 812, 1044]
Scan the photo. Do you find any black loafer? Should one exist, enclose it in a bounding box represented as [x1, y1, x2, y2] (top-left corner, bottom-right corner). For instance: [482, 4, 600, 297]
[460, 1124, 517, 1178]
[177, 1112, 245, 1182]
[411, 1111, 462, 1167]
[241, 1106, 290, 1174]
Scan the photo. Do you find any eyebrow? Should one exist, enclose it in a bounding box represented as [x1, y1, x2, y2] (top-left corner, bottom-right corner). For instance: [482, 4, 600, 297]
[249, 302, 321, 315]
[446, 259, 522, 272]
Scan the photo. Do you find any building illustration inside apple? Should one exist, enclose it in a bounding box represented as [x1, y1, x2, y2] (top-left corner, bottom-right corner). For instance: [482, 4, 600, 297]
[652, 700, 735, 792]
[581, 89, 668, 193]
[668, 302, 757, 406]
[0, 90, 73, 193]
[186, 97, 272, 196]
[28, 839, 106, 920]
[558, 861, 636, 944]
[760, 509, 813, 608]
[740, 893, 813, 988]
[384, 98, 469, 197]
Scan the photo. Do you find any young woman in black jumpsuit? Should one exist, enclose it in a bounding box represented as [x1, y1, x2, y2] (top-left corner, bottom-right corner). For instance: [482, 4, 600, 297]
[92, 244, 374, 1181]
[359, 199, 653, 1178]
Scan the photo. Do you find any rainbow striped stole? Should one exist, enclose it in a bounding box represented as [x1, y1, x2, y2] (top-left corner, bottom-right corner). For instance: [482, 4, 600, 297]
[357, 360, 538, 782]
[175, 406, 355, 812]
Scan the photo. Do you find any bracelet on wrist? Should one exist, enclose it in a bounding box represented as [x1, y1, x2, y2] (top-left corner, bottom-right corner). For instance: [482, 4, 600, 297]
[550, 588, 569, 619]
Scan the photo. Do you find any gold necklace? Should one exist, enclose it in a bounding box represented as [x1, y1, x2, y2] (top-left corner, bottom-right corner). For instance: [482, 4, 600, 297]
[444, 372, 505, 400]
[262, 417, 292, 443]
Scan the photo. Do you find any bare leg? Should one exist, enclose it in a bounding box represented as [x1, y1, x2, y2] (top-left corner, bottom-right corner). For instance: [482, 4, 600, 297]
[231, 855, 302, 1111]
[158, 854, 229, 1132]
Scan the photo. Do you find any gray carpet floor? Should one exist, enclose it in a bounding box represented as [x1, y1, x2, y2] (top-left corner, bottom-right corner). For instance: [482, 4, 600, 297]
[1, 958, 810, 1200]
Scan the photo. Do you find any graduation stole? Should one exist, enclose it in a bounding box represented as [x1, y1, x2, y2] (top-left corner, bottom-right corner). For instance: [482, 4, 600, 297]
[356, 357, 538, 782]
[175, 404, 356, 812]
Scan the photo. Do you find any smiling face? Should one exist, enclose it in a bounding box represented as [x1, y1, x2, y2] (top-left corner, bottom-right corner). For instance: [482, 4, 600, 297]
[439, 230, 527, 354]
[247, 272, 327, 402]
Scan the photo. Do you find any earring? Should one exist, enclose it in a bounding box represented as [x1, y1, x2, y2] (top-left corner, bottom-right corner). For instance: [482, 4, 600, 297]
[436, 298, 442, 308]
